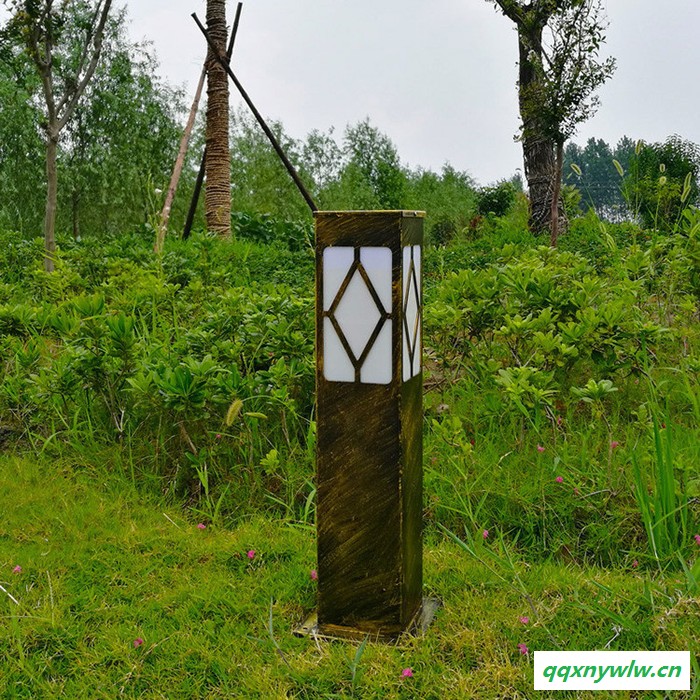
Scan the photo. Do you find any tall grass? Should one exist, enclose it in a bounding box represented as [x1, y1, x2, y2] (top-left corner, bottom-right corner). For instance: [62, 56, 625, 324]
[632, 415, 691, 569]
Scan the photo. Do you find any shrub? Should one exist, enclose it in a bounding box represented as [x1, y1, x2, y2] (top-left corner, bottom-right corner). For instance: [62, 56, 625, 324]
[475, 180, 518, 217]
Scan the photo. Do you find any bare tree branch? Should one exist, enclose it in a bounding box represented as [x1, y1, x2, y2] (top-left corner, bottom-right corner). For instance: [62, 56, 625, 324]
[56, 0, 104, 114]
[57, 0, 112, 131]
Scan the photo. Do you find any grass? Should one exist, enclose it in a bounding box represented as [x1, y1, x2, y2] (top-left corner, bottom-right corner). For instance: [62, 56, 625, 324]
[1, 455, 697, 699]
[1, 220, 700, 696]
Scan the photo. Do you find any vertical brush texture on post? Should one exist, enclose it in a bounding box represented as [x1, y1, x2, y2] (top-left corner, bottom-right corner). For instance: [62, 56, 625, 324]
[204, 0, 231, 237]
[315, 211, 424, 640]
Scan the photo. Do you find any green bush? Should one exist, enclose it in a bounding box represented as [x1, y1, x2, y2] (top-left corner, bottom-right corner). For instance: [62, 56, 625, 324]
[475, 180, 518, 217]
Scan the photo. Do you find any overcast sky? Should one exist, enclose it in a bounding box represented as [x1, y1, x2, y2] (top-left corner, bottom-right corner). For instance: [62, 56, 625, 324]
[9, 1, 700, 185]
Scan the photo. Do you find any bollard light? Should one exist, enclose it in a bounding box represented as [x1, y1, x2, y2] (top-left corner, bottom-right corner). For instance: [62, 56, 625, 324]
[296, 210, 436, 642]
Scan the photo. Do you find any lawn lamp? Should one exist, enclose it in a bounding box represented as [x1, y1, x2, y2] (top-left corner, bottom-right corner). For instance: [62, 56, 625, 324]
[297, 210, 435, 641]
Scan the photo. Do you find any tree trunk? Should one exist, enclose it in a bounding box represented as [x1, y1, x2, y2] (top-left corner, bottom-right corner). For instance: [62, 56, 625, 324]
[205, 0, 231, 238]
[550, 141, 564, 246]
[44, 132, 59, 273]
[516, 23, 566, 236]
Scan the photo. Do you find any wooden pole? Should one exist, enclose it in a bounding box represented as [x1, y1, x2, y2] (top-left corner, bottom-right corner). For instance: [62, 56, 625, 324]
[155, 64, 206, 253]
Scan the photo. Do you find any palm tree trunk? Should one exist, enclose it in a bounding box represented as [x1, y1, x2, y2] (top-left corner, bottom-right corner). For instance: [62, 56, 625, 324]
[205, 0, 231, 238]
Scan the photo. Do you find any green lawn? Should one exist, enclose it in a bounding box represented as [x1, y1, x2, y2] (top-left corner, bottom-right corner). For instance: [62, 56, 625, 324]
[1, 455, 697, 699]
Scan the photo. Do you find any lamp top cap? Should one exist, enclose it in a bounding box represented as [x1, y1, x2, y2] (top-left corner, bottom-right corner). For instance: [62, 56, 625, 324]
[314, 210, 425, 219]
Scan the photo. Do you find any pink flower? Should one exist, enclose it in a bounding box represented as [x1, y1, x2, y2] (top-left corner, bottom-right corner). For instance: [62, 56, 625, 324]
[401, 667, 414, 678]
[247, 550, 256, 560]
[197, 523, 206, 530]
[694, 535, 700, 546]
[518, 643, 528, 655]
[133, 638, 144, 648]
[482, 529, 489, 540]
[555, 476, 563, 484]
[610, 441, 620, 449]
[215, 433, 222, 440]
[310, 569, 318, 581]
[12, 565, 22, 574]
[537, 445, 545, 453]
[632, 559, 638, 569]
[519, 616, 529, 625]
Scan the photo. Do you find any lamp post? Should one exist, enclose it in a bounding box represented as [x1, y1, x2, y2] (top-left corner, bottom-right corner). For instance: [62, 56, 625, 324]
[298, 210, 433, 641]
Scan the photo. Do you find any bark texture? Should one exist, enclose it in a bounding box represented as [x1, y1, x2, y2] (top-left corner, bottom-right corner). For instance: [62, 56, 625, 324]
[205, 0, 231, 238]
[492, 1, 566, 237]
[516, 19, 567, 236]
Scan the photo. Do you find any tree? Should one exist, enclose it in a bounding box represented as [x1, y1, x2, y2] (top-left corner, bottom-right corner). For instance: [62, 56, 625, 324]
[564, 137, 623, 220]
[623, 135, 700, 230]
[2, 0, 113, 271]
[342, 119, 407, 209]
[405, 165, 477, 245]
[0, 50, 44, 233]
[302, 127, 343, 198]
[1, 7, 186, 240]
[486, 0, 614, 243]
[229, 106, 311, 221]
[204, 0, 230, 237]
[59, 20, 185, 239]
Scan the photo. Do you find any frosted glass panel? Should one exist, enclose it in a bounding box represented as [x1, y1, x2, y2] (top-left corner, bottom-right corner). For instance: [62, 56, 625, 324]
[323, 318, 354, 382]
[414, 245, 422, 290]
[334, 271, 381, 360]
[402, 246, 411, 290]
[361, 321, 392, 384]
[414, 246, 422, 376]
[405, 272, 418, 346]
[402, 245, 422, 381]
[360, 247, 392, 312]
[416, 316, 422, 372]
[323, 247, 354, 311]
[322, 245, 393, 384]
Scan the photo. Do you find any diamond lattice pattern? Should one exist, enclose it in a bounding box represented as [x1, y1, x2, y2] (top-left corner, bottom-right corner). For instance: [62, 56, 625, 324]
[322, 246, 392, 384]
[402, 245, 422, 381]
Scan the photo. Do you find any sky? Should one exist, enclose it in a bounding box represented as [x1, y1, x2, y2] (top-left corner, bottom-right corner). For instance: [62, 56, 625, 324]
[8, 1, 700, 186]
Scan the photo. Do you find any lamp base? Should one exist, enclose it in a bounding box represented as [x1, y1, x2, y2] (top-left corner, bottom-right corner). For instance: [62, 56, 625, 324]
[294, 597, 440, 643]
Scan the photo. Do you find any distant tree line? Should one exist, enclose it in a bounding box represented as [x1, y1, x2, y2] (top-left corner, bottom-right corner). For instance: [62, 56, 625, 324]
[564, 135, 700, 228]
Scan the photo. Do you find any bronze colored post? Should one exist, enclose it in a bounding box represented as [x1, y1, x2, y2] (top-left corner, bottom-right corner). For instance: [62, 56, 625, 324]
[301, 210, 432, 641]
